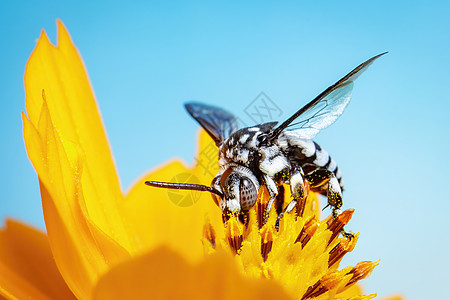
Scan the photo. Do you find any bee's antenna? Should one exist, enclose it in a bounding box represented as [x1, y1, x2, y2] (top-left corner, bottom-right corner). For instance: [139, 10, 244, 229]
[145, 180, 224, 198]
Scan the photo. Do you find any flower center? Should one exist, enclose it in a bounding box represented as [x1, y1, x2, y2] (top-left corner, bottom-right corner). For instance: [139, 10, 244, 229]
[201, 186, 378, 299]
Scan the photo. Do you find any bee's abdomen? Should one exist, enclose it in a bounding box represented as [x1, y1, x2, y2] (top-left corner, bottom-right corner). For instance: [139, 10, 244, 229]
[282, 139, 343, 189]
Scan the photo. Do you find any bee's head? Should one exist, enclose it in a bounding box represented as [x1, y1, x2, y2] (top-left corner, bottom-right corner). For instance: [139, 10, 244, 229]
[145, 165, 259, 220]
[211, 166, 260, 214]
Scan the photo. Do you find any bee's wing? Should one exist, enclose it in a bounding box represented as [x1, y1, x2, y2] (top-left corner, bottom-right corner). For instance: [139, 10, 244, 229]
[269, 52, 387, 140]
[185, 102, 239, 146]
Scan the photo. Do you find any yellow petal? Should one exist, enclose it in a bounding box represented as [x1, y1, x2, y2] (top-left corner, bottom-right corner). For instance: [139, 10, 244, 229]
[0, 263, 51, 300]
[0, 219, 75, 300]
[24, 20, 134, 253]
[122, 132, 224, 263]
[92, 246, 293, 300]
[23, 101, 129, 298]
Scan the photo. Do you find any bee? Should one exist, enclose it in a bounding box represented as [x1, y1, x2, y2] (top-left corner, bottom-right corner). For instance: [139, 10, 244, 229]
[146, 53, 386, 227]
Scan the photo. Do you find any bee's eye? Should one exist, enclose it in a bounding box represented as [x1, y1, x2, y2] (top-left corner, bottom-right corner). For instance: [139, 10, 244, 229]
[257, 134, 267, 143]
[239, 177, 257, 210]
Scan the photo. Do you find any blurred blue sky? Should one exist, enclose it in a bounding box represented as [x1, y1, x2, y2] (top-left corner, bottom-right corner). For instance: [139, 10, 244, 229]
[1, 1, 449, 299]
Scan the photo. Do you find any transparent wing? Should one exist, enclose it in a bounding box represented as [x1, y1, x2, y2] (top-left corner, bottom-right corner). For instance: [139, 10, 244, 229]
[269, 52, 386, 140]
[185, 102, 239, 146]
[285, 81, 353, 138]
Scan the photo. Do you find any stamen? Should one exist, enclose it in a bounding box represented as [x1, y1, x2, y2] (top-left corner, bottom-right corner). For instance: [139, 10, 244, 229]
[225, 218, 244, 255]
[260, 227, 273, 262]
[206, 186, 374, 299]
[295, 180, 310, 217]
[327, 209, 354, 245]
[300, 280, 323, 300]
[300, 271, 343, 300]
[328, 234, 358, 267]
[256, 188, 269, 229]
[295, 197, 307, 218]
[202, 221, 216, 249]
[344, 261, 379, 288]
[274, 185, 285, 215]
[295, 216, 319, 248]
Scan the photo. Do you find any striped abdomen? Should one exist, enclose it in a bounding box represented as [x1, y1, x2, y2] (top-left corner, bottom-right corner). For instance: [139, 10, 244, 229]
[278, 134, 343, 190]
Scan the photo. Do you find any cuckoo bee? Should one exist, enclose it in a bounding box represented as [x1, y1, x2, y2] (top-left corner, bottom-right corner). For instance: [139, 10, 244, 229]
[146, 53, 386, 226]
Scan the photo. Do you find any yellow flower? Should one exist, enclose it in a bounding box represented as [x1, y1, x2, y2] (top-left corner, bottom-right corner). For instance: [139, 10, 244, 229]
[0, 20, 402, 300]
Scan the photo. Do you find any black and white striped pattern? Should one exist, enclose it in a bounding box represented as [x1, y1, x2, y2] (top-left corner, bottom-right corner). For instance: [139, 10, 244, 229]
[277, 131, 343, 189]
[218, 125, 343, 191]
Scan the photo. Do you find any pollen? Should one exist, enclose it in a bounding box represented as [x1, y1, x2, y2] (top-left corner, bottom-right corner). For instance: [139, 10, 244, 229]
[202, 184, 379, 299]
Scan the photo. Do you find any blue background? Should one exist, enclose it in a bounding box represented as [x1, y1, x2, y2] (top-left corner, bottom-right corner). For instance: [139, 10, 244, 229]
[1, 1, 449, 299]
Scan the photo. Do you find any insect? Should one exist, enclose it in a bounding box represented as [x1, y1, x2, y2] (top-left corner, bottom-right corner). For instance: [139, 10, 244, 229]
[146, 53, 386, 227]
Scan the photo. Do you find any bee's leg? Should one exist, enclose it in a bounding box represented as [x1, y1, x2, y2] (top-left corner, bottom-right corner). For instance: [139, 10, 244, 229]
[275, 199, 297, 230]
[275, 167, 306, 229]
[263, 175, 278, 225]
[289, 167, 308, 217]
[305, 169, 352, 237]
[305, 169, 342, 211]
